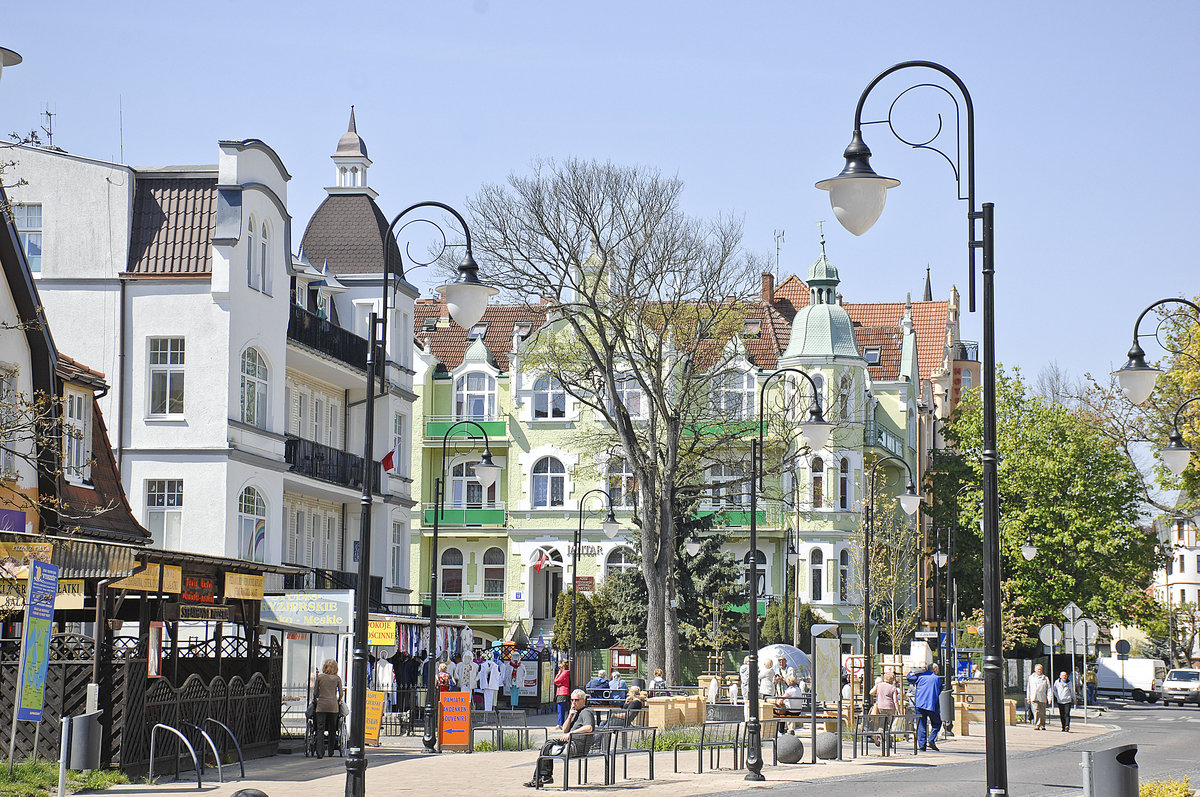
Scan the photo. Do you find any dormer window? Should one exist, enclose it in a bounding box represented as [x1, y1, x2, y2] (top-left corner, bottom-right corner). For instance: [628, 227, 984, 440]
[863, 347, 882, 364]
[422, 317, 438, 332]
[743, 320, 762, 338]
[513, 323, 532, 338]
[467, 323, 488, 339]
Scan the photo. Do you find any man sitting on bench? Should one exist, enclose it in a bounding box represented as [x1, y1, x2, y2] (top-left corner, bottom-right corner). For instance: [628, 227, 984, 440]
[525, 689, 596, 788]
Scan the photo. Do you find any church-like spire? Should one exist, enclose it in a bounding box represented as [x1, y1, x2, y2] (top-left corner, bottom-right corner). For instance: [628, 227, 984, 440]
[330, 105, 373, 193]
[923, 265, 932, 301]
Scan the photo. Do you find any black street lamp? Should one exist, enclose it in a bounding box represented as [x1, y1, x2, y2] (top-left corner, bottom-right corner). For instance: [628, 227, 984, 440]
[0, 47, 22, 84]
[745, 367, 832, 781]
[346, 201, 496, 797]
[1112, 298, 1200, 405]
[1161, 397, 1199, 476]
[817, 60, 1009, 794]
[862, 455, 920, 711]
[571, 490, 619, 691]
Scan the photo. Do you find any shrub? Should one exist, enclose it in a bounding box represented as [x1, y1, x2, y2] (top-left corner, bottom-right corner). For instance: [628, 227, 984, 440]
[1141, 777, 1193, 797]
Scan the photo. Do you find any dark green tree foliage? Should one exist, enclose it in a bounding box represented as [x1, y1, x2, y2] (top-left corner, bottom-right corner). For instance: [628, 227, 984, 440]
[674, 529, 745, 652]
[932, 368, 1164, 628]
[551, 588, 614, 651]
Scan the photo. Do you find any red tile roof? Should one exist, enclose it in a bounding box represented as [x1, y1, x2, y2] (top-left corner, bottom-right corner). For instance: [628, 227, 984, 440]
[855, 326, 904, 381]
[415, 299, 548, 372]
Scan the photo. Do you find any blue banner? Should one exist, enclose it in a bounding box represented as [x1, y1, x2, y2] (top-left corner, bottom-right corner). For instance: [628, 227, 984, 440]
[17, 560, 59, 721]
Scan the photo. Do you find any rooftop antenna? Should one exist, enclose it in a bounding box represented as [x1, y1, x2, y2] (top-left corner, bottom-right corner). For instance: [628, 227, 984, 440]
[773, 229, 785, 277]
[119, 95, 124, 162]
[41, 105, 55, 147]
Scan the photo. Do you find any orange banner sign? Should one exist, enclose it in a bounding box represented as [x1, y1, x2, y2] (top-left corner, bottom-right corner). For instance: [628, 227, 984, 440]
[438, 692, 472, 751]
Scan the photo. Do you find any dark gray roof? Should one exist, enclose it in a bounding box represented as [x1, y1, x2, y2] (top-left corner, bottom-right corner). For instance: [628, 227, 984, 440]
[127, 177, 217, 275]
[299, 193, 401, 276]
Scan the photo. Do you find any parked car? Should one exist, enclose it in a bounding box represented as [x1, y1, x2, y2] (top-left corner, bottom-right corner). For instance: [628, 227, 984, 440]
[1162, 669, 1200, 707]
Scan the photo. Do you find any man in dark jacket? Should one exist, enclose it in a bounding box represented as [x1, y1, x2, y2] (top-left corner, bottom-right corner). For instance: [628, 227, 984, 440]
[906, 663, 943, 751]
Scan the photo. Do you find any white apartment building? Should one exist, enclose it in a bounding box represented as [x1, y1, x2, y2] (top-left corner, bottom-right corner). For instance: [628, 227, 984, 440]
[5, 115, 418, 603]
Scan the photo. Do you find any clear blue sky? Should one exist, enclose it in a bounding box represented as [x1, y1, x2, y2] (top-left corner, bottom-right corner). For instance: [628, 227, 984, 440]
[4, 1, 1196, 384]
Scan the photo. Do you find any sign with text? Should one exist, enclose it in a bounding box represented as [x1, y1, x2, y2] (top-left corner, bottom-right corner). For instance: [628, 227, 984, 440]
[576, 576, 595, 593]
[224, 572, 265, 600]
[364, 690, 387, 745]
[181, 574, 217, 605]
[17, 561, 59, 721]
[438, 691, 471, 751]
[813, 637, 841, 702]
[368, 621, 397, 646]
[113, 563, 182, 593]
[0, 540, 51, 581]
[168, 603, 236, 622]
[260, 590, 353, 633]
[0, 578, 84, 613]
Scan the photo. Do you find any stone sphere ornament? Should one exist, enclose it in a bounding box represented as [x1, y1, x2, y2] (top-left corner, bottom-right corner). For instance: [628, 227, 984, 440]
[777, 733, 805, 764]
[231, 791, 270, 797]
[815, 731, 840, 760]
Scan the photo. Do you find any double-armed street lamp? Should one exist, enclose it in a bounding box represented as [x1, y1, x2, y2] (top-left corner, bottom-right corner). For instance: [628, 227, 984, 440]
[816, 60, 1010, 794]
[571, 490, 619, 690]
[347, 201, 497, 796]
[745, 367, 833, 781]
[862, 455, 920, 709]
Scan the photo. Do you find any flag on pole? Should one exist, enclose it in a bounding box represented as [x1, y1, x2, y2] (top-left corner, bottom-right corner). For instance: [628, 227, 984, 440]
[380, 442, 401, 473]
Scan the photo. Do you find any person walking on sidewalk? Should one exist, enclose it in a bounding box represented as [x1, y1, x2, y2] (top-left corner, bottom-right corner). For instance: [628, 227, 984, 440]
[525, 690, 596, 788]
[906, 663, 943, 751]
[1027, 664, 1051, 730]
[313, 659, 344, 759]
[553, 661, 571, 728]
[1053, 671, 1075, 732]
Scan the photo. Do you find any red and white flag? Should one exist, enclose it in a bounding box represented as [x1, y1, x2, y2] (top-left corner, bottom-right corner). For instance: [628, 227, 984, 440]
[532, 550, 550, 574]
[380, 442, 401, 473]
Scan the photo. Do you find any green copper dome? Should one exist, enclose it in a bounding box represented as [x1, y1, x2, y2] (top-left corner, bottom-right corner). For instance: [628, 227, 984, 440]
[782, 248, 861, 360]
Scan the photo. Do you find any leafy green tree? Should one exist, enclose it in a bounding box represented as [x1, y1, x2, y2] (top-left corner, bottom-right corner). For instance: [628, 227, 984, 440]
[933, 368, 1164, 629]
[552, 588, 613, 651]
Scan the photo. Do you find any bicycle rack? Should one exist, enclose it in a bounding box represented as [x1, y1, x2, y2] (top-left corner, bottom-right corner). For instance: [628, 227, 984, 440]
[181, 721, 224, 784]
[203, 717, 246, 779]
[149, 723, 202, 789]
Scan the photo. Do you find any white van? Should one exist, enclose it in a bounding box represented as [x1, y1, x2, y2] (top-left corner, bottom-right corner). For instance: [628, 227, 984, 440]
[1095, 657, 1166, 702]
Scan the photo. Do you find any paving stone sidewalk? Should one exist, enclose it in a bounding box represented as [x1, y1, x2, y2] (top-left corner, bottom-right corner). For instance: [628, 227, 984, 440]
[100, 718, 1111, 797]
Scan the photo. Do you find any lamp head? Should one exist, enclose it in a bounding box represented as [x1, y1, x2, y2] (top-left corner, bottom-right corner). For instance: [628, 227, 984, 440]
[0, 47, 21, 84]
[473, 449, 502, 491]
[933, 550, 948, 568]
[683, 538, 701, 556]
[436, 250, 498, 330]
[815, 130, 900, 236]
[1020, 532, 1038, 562]
[1112, 341, 1160, 405]
[602, 509, 620, 539]
[898, 483, 921, 516]
[1161, 430, 1194, 477]
[801, 406, 834, 450]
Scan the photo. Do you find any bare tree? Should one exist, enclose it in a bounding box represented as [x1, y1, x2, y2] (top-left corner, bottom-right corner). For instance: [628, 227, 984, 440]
[849, 471, 920, 655]
[1033, 360, 1080, 408]
[465, 158, 779, 680]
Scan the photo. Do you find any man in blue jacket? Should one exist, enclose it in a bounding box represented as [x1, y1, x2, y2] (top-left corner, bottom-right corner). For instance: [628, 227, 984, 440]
[906, 663, 943, 751]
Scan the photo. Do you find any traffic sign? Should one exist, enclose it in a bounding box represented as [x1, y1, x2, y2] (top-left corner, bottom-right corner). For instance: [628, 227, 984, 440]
[1074, 618, 1099, 643]
[1062, 602, 1083, 622]
[1114, 639, 1131, 655]
[1038, 623, 1063, 647]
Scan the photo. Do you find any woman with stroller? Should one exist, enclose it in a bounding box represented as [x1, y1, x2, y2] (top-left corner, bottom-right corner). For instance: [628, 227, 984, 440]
[313, 659, 344, 758]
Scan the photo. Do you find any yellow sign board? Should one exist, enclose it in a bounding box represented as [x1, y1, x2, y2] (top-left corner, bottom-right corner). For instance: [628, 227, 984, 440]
[0, 578, 84, 613]
[224, 572, 265, 600]
[364, 689, 387, 746]
[0, 541, 53, 581]
[368, 620, 397, 646]
[112, 563, 182, 593]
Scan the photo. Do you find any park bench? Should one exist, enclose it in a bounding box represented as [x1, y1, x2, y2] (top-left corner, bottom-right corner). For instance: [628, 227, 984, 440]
[534, 728, 615, 790]
[851, 712, 891, 758]
[673, 720, 741, 774]
[883, 712, 921, 755]
[608, 726, 656, 783]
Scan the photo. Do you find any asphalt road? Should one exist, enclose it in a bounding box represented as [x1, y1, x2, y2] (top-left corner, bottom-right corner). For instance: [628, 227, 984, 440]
[700, 700, 1200, 796]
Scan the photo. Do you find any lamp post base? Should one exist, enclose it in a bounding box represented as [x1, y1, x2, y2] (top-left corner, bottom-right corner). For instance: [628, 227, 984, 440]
[344, 752, 366, 797]
[744, 718, 765, 781]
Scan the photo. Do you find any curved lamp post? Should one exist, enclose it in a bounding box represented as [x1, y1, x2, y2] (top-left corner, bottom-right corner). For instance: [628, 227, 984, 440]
[745, 367, 832, 781]
[347, 200, 496, 796]
[571, 489, 619, 690]
[1160, 396, 1199, 476]
[816, 60, 1010, 794]
[1112, 298, 1200, 405]
[0, 47, 21, 84]
[421, 422, 501, 755]
[863, 455, 920, 712]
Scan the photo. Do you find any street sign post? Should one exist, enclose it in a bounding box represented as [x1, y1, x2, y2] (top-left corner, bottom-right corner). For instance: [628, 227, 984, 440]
[1062, 602, 1083, 623]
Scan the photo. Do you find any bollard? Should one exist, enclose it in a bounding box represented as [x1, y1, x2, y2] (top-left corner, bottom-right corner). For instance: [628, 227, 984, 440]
[1081, 744, 1137, 797]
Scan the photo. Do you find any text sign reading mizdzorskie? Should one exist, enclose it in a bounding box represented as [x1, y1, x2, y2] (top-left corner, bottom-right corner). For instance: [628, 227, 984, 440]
[260, 590, 353, 633]
[17, 561, 59, 721]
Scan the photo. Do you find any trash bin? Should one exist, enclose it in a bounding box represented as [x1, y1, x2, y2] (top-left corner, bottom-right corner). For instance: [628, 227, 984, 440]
[939, 690, 954, 727]
[1083, 744, 1137, 797]
[62, 710, 103, 770]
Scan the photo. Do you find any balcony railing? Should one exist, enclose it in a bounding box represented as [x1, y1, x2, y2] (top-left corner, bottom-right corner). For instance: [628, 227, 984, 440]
[281, 565, 383, 611]
[285, 435, 382, 493]
[424, 414, 508, 442]
[422, 501, 506, 526]
[420, 593, 505, 617]
[287, 304, 368, 371]
[864, 419, 906, 457]
[695, 501, 785, 528]
[952, 340, 980, 362]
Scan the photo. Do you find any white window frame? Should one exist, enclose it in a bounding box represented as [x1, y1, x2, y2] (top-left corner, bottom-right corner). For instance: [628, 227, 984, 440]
[839, 549, 850, 602]
[482, 546, 505, 598]
[612, 376, 646, 420]
[709, 462, 746, 508]
[744, 549, 766, 596]
[605, 546, 637, 577]
[838, 457, 850, 510]
[811, 457, 825, 509]
[450, 460, 496, 508]
[532, 375, 566, 420]
[148, 337, 185, 416]
[531, 456, 566, 508]
[63, 388, 91, 483]
[390, 520, 406, 588]
[810, 548, 824, 602]
[455, 372, 496, 420]
[290, 508, 304, 564]
[260, 221, 272, 296]
[714, 370, 756, 421]
[0, 370, 18, 476]
[12, 204, 42, 273]
[607, 458, 637, 508]
[247, 216, 259, 290]
[238, 487, 267, 562]
[440, 547, 464, 596]
[324, 514, 337, 570]
[147, 479, 183, 549]
[240, 348, 269, 429]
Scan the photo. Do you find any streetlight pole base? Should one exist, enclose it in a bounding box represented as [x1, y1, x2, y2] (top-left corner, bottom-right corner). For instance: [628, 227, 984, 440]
[344, 753, 366, 797]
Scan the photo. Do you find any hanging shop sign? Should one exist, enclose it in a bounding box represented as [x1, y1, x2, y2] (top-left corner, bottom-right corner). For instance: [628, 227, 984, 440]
[575, 576, 595, 593]
[224, 572, 265, 600]
[181, 574, 218, 605]
[0, 540, 52, 580]
[112, 563, 182, 593]
[166, 603, 237, 622]
[260, 590, 353, 633]
[16, 561, 59, 721]
[368, 621, 397, 646]
[0, 578, 85, 613]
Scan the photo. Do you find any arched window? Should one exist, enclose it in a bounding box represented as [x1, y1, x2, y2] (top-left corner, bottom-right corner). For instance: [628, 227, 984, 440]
[839, 550, 850, 602]
[238, 487, 267, 563]
[839, 373, 853, 421]
[811, 373, 825, 413]
[839, 458, 850, 510]
[532, 457, 566, 508]
[715, 370, 756, 421]
[533, 376, 566, 419]
[811, 457, 824, 509]
[606, 546, 637, 575]
[455, 372, 496, 420]
[607, 458, 637, 507]
[744, 549, 767, 596]
[810, 549, 824, 602]
[483, 546, 505, 597]
[240, 348, 269, 429]
[441, 548, 464, 595]
[246, 218, 259, 290]
[450, 460, 496, 508]
[260, 222, 272, 295]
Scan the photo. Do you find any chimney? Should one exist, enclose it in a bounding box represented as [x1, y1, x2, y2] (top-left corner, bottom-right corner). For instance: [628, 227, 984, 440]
[761, 272, 775, 305]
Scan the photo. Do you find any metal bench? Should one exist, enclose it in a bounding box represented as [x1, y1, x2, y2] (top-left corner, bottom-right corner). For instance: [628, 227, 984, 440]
[535, 729, 615, 791]
[673, 720, 741, 774]
[883, 712, 921, 755]
[601, 707, 648, 728]
[467, 709, 500, 751]
[609, 726, 655, 783]
[496, 709, 532, 749]
[851, 712, 892, 758]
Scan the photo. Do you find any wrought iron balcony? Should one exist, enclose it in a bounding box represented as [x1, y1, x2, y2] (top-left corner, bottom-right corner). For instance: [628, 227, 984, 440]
[864, 419, 906, 457]
[281, 565, 384, 611]
[285, 435, 381, 493]
[287, 304, 368, 371]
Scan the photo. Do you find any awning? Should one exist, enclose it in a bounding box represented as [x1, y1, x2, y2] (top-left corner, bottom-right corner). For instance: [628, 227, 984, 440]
[0, 532, 137, 579]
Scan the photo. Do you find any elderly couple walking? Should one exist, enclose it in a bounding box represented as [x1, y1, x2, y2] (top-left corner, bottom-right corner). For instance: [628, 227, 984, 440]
[1027, 664, 1075, 731]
